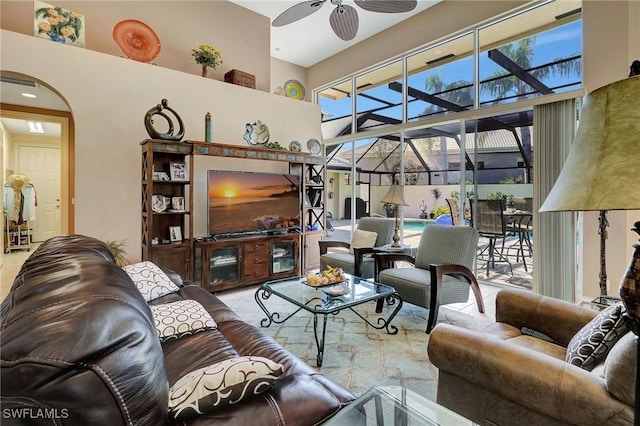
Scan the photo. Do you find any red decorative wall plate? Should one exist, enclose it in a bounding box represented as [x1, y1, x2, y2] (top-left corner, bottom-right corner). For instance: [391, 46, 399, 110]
[113, 19, 161, 63]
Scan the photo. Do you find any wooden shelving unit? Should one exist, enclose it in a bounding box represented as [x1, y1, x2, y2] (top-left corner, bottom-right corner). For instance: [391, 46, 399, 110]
[141, 139, 193, 279]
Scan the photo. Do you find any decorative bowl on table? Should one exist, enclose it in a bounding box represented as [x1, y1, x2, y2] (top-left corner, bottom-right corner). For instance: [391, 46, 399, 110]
[321, 283, 350, 297]
[303, 266, 345, 287]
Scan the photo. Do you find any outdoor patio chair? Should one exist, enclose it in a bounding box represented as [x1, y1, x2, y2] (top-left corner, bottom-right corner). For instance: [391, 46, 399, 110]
[445, 198, 460, 225]
[319, 217, 394, 279]
[470, 199, 513, 276]
[374, 224, 484, 333]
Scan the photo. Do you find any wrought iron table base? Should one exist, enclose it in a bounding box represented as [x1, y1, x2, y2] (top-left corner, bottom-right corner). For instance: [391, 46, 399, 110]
[255, 289, 403, 367]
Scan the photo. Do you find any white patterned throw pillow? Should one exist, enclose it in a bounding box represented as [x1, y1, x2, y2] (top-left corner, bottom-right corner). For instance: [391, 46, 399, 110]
[168, 356, 284, 420]
[150, 300, 217, 342]
[565, 302, 629, 371]
[122, 261, 180, 302]
[349, 229, 378, 254]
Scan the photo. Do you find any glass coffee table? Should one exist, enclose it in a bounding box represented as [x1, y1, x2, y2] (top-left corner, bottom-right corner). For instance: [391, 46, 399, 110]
[255, 272, 402, 367]
[323, 386, 474, 425]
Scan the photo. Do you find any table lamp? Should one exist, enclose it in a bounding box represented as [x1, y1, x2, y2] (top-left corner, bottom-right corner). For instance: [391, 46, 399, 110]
[539, 72, 640, 422]
[381, 184, 408, 247]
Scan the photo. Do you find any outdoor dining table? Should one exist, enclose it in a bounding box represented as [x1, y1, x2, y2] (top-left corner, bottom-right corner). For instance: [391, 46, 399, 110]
[505, 210, 533, 270]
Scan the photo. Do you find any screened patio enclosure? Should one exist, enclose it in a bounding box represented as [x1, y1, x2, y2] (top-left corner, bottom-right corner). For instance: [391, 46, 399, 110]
[317, 1, 584, 289]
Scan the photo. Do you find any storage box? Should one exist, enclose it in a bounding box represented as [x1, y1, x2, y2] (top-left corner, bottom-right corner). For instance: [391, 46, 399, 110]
[224, 69, 256, 89]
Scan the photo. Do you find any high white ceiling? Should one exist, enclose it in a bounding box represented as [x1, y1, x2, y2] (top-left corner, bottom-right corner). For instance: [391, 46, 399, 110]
[228, 0, 440, 67]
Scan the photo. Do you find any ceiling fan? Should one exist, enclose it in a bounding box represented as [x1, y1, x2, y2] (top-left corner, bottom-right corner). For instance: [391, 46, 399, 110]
[272, 0, 417, 41]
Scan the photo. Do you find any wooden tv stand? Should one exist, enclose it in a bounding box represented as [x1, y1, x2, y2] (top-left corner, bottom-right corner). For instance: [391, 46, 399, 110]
[194, 233, 300, 292]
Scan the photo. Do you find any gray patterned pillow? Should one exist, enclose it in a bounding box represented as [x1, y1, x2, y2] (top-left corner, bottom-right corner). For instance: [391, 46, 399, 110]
[168, 356, 284, 420]
[122, 261, 180, 302]
[566, 302, 629, 371]
[150, 300, 217, 342]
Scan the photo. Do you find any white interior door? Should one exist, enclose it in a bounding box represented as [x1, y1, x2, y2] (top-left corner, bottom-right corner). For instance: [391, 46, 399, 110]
[18, 146, 61, 242]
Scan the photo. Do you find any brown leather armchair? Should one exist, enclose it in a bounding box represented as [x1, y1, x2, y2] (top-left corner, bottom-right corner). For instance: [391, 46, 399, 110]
[427, 288, 634, 425]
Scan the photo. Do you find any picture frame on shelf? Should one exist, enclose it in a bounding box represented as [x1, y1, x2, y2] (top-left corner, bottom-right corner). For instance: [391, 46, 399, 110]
[169, 162, 188, 181]
[152, 194, 170, 212]
[169, 226, 182, 242]
[171, 196, 185, 211]
[153, 171, 170, 181]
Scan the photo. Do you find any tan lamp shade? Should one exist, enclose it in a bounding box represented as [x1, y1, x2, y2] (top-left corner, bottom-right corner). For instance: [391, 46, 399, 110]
[381, 184, 409, 207]
[540, 76, 640, 212]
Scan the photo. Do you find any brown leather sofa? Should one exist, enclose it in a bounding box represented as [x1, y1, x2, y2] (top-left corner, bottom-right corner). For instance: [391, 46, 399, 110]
[427, 288, 634, 425]
[1, 234, 355, 425]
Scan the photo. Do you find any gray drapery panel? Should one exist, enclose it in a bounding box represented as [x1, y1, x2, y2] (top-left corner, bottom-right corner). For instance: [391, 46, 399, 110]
[533, 99, 577, 301]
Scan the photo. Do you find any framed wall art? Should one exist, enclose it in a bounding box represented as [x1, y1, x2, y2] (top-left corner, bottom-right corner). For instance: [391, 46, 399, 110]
[34, 1, 86, 48]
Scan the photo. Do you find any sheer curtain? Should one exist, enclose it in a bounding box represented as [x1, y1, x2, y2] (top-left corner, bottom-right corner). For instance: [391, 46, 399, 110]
[533, 99, 578, 301]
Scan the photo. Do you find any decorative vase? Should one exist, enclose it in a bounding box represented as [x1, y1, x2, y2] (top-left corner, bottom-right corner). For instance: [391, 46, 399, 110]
[201, 65, 207, 77]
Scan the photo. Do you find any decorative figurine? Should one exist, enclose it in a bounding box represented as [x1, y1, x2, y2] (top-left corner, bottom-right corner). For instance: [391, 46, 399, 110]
[144, 98, 185, 141]
[243, 120, 270, 146]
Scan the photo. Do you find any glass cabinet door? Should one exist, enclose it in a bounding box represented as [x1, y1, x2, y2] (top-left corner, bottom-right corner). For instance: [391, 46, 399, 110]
[207, 246, 241, 287]
[271, 240, 296, 275]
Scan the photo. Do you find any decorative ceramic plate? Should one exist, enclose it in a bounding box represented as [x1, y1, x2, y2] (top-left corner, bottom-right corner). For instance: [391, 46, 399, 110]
[284, 79, 306, 100]
[113, 19, 161, 62]
[289, 140, 302, 152]
[321, 283, 350, 297]
[307, 138, 321, 154]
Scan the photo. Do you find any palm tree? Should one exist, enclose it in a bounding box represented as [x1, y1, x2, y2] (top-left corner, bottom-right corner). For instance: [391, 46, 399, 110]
[481, 37, 581, 181]
[421, 73, 477, 184]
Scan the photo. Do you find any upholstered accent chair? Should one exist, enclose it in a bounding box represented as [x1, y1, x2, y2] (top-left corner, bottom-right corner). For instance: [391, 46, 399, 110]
[375, 224, 484, 333]
[319, 217, 394, 279]
[428, 288, 633, 425]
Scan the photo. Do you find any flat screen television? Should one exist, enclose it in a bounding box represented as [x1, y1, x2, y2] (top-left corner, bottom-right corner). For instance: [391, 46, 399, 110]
[207, 170, 301, 236]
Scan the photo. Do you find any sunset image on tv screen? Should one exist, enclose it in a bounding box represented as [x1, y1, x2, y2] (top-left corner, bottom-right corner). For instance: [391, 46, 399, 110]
[208, 170, 300, 235]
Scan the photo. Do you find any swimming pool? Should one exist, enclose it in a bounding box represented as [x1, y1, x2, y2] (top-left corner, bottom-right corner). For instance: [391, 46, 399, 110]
[402, 215, 452, 232]
[402, 219, 430, 232]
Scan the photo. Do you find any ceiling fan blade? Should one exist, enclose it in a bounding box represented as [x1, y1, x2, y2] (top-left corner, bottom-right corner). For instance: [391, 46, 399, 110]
[354, 0, 417, 13]
[272, 0, 326, 27]
[330, 4, 359, 41]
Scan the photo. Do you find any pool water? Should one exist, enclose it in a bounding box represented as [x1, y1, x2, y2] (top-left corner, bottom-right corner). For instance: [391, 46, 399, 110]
[402, 220, 429, 232]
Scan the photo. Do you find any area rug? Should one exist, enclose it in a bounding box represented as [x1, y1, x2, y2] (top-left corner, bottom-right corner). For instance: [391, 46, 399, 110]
[218, 288, 493, 398]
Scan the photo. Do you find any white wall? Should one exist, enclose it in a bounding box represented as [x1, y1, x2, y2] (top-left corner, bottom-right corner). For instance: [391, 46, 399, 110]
[1, 30, 322, 262]
[270, 57, 308, 101]
[1, 0, 274, 93]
